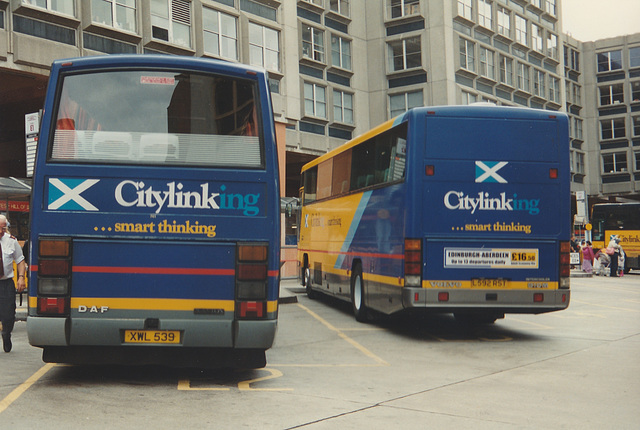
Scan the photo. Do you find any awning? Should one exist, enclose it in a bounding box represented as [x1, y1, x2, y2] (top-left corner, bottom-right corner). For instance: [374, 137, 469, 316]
[0, 177, 31, 198]
[0, 177, 32, 212]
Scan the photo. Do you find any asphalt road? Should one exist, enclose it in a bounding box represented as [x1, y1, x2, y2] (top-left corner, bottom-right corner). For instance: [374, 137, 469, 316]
[0, 273, 638, 429]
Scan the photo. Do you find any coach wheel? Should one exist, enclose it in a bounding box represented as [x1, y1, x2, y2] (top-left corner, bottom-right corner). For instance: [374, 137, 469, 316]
[351, 264, 368, 322]
[304, 264, 317, 299]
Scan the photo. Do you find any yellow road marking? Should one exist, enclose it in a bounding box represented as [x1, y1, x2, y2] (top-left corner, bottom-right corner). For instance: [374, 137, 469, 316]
[178, 368, 292, 391]
[509, 317, 554, 329]
[296, 303, 389, 366]
[571, 299, 639, 313]
[0, 363, 55, 414]
[178, 302, 390, 390]
[177, 380, 230, 391]
[238, 368, 293, 391]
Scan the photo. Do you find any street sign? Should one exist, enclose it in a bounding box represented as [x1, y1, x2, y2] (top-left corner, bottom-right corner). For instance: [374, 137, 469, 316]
[25, 112, 40, 178]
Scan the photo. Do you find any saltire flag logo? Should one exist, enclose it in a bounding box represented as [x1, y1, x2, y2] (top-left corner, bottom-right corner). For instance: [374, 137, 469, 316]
[48, 178, 100, 211]
[475, 161, 508, 183]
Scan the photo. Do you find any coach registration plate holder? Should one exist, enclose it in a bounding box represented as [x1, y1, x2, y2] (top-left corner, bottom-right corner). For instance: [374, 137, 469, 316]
[124, 330, 181, 344]
[471, 278, 509, 288]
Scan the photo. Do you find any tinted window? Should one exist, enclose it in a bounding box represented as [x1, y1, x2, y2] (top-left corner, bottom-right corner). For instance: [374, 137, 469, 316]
[50, 70, 263, 168]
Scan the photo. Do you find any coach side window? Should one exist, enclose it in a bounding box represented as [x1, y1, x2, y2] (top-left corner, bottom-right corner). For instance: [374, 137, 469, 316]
[303, 166, 318, 205]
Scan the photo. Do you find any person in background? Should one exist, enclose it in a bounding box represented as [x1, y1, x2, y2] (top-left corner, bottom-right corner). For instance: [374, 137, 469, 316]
[570, 236, 580, 253]
[570, 236, 581, 269]
[581, 241, 595, 274]
[0, 215, 26, 352]
[607, 234, 622, 277]
[616, 237, 625, 276]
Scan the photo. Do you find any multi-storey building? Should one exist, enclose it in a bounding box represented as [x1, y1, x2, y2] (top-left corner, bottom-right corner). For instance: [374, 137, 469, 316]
[0, 0, 638, 271]
[582, 34, 640, 201]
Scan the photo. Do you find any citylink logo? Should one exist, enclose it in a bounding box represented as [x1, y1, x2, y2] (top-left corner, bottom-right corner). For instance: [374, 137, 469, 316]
[444, 191, 540, 215]
[115, 180, 260, 216]
[443, 160, 540, 215]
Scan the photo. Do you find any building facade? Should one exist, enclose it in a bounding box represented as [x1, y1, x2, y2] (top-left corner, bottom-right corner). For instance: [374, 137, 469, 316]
[582, 34, 640, 200]
[1, 0, 639, 266]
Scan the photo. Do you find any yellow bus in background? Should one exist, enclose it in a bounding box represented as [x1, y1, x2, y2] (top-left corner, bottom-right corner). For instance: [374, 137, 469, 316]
[591, 202, 640, 273]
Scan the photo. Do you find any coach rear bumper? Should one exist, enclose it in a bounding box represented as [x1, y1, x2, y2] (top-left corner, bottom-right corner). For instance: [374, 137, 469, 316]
[28, 316, 68, 346]
[27, 316, 277, 349]
[402, 287, 570, 314]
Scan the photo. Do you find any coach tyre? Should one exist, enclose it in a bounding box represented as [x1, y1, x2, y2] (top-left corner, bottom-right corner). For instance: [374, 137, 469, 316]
[351, 263, 368, 322]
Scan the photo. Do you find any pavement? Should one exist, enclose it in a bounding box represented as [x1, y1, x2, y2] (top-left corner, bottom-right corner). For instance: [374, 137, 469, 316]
[11, 272, 606, 322]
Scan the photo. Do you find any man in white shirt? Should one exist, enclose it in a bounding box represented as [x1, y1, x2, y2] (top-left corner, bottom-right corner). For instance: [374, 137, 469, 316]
[0, 215, 26, 353]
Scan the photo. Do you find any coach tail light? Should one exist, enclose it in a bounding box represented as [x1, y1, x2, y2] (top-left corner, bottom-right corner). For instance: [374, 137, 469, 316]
[559, 241, 571, 289]
[404, 238, 423, 287]
[37, 238, 72, 316]
[235, 243, 268, 319]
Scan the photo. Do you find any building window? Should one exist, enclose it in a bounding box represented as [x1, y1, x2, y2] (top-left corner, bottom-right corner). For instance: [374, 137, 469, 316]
[565, 47, 580, 71]
[516, 62, 530, 92]
[460, 38, 475, 72]
[151, 0, 191, 48]
[533, 70, 545, 97]
[515, 15, 527, 46]
[497, 6, 510, 37]
[461, 91, 478, 105]
[203, 8, 237, 60]
[631, 47, 640, 68]
[389, 90, 423, 117]
[632, 81, 640, 102]
[499, 55, 513, 86]
[569, 150, 574, 172]
[304, 82, 327, 118]
[633, 116, 640, 136]
[635, 150, 640, 171]
[330, 0, 350, 17]
[333, 90, 353, 124]
[575, 152, 585, 174]
[479, 47, 495, 80]
[303, 0, 323, 6]
[532, 24, 543, 53]
[575, 118, 583, 140]
[389, 0, 419, 19]
[457, 0, 472, 20]
[302, 25, 325, 63]
[572, 83, 582, 105]
[599, 83, 624, 106]
[549, 76, 560, 103]
[388, 37, 421, 72]
[91, 0, 136, 32]
[331, 35, 352, 70]
[597, 50, 623, 72]
[249, 22, 279, 71]
[601, 118, 626, 140]
[545, 0, 557, 17]
[547, 33, 558, 59]
[24, 0, 74, 16]
[240, 0, 277, 21]
[478, 0, 492, 29]
[602, 152, 628, 173]
[531, 0, 542, 8]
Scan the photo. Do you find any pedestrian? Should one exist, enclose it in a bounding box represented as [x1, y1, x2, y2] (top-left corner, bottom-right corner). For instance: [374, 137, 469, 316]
[570, 236, 580, 269]
[616, 237, 625, 276]
[607, 234, 622, 277]
[0, 215, 26, 353]
[570, 236, 580, 253]
[581, 241, 595, 273]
